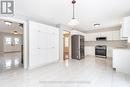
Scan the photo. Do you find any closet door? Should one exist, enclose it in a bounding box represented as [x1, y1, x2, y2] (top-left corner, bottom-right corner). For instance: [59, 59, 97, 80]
[29, 20, 59, 69]
[47, 31, 59, 62]
[37, 30, 48, 65]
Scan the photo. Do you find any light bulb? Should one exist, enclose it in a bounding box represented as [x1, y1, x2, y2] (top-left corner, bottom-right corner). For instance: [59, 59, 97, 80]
[68, 18, 79, 26]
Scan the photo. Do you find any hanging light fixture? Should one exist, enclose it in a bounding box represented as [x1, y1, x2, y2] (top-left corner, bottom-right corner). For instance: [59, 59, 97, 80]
[68, 0, 79, 26]
[12, 31, 19, 34]
[4, 21, 12, 26]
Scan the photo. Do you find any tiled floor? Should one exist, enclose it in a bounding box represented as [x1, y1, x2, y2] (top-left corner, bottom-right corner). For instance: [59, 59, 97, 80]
[0, 56, 130, 87]
[0, 52, 22, 72]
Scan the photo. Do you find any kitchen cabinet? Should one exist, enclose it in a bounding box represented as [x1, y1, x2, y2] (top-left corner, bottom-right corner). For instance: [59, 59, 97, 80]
[113, 49, 130, 74]
[86, 34, 91, 41]
[107, 31, 113, 40]
[121, 16, 130, 38]
[85, 46, 95, 56]
[29, 20, 59, 69]
[120, 28, 128, 40]
[86, 33, 98, 41]
[86, 30, 120, 41]
[112, 30, 120, 40]
[121, 16, 130, 42]
[100, 32, 107, 37]
[100, 31, 113, 40]
[107, 47, 113, 57]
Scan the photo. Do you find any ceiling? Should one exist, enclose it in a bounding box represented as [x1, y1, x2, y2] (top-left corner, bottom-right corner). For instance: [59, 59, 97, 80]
[15, 0, 130, 32]
[0, 19, 23, 34]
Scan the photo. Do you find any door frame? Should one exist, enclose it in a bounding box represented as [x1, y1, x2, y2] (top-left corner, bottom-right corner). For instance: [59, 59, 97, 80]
[63, 30, 71, 60]
[0, 17, 28, 69]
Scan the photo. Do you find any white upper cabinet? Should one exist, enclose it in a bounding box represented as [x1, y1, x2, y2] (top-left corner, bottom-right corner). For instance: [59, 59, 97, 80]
[120, 28, 128, 40]
[107, 31, 113, 40]
[121, 16, 130, 38]
[100, 32, 113, 40]
[112, 30, 120, 40]
[85, 30, 120, 41]
[86, 33, 97, 41]
[121, 16, 130, 43]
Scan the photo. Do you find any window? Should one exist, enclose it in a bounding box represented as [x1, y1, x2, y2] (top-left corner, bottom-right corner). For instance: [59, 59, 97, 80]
[5, 37, 12, 44]
[14, 38, 20, 44]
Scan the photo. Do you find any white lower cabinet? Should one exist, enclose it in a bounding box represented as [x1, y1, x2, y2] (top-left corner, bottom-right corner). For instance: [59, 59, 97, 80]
[85, 46, 113, 57]
[113, 49, 130, 74]
[85, 46, 95, 56]
[107, 47, 113, 57]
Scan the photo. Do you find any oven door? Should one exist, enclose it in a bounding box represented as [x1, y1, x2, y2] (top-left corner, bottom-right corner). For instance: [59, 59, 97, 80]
[96, 49, 106, 55]
[95, 45, 107, 58]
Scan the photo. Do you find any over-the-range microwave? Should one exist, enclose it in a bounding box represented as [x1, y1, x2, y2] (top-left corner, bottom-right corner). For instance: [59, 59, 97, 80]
[96, 37, 107, 41]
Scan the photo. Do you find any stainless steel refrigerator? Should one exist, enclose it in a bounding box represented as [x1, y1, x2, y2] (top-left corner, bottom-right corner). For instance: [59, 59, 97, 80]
[71, 35, 85, 60]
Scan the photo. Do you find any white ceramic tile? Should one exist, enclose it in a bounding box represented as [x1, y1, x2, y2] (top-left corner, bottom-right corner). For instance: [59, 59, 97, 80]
[0, 56, 130, 87]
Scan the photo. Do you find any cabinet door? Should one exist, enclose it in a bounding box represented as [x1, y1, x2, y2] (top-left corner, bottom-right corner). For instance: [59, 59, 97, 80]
[37, 30, 48, 49]
[47, 32, 59, 62]
[112, 30, 120, 40]
[122, 17, 130, 38]
[85, 46, 95, 56]
[107, 47, 113, 57]
[120, 28, 128, 40]
[86, 33, 97, 41]
[100, 32, 107, 37]
[86, 34, 91, 41]
[100, 31, 113, 40]
[106, 31, 113, 40]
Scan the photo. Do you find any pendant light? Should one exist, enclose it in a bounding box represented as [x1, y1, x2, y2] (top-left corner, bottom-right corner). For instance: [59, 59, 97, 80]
[68, 0, 79, 26]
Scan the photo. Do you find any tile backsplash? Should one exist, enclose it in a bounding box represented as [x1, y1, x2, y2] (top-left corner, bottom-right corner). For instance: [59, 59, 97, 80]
[126, 43, 130, 48]
[85, 40, 128, 48]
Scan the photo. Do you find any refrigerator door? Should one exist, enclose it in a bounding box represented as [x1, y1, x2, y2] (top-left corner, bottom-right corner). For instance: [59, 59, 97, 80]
[71, 35, 85, 60]
[71, 35, 80, 59]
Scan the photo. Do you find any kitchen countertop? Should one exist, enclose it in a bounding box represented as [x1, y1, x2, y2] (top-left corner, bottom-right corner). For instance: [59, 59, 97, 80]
[113, 47, 130, 50]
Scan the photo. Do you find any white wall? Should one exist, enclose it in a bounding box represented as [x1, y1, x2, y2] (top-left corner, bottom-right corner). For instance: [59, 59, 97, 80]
[29, 20, 59, 69]
[0, 34, 3, 52]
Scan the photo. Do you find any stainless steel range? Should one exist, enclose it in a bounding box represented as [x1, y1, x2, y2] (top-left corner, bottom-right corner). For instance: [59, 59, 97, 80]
[95, 45, 107, 58]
